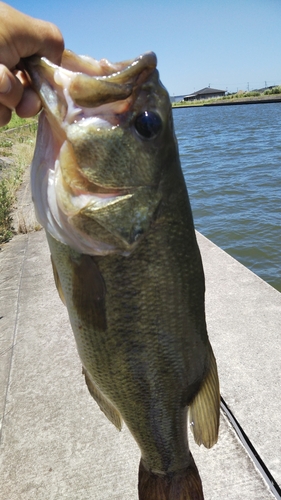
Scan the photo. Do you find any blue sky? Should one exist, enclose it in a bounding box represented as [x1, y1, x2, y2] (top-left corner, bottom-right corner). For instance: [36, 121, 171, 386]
[7, 0, 281, 96]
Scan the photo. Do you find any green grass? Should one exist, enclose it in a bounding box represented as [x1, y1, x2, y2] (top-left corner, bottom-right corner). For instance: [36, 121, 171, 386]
[1, 113, 35, 131]
[264, 85, 281, 95]
[0, 169, 23, 242]
[0, 114, 37, 244]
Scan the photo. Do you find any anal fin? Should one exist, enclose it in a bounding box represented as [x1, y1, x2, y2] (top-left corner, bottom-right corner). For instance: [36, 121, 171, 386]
[189, 345, 220, 448]
[82, 367, 122, 431]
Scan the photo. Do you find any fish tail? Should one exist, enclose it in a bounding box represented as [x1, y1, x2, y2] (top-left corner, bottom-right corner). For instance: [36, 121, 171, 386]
[138, 457, 204, 500]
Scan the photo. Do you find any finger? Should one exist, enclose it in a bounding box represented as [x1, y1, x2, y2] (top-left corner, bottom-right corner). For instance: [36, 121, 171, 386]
[31, 21, 64, 65]
[0, 3, 64, 67]
[13, 70, 42, 118]
[0, 103, 12, 127]
[0, 64, 23, 110]
[15, 87, 41, 118]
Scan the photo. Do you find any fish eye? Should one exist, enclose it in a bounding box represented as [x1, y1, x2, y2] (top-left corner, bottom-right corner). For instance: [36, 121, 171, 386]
[134, 111, 162, 139]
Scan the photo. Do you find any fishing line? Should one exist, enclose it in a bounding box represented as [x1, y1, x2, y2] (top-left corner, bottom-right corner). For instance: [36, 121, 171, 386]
[220, 396, 281, 500]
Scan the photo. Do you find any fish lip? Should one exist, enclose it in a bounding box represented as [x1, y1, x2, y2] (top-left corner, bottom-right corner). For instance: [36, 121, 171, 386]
[70, 185, 131, 198]
[24, 50, 157, 83]
[23, 51, 157, 126]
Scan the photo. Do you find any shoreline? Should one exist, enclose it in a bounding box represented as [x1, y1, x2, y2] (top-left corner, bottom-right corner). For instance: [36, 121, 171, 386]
[1, 229, 280, 499]
[172, 95, 281, 108]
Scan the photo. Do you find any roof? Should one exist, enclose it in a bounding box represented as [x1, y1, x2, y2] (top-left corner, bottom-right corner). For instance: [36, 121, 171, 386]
[185, 87, 226, 98]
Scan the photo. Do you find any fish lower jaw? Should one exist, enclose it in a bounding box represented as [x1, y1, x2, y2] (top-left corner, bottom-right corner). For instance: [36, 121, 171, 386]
[71, 116, 118, 130]
[62, 100, 115, 128]
[62, 192, 132, 216]
[71, 186, 126, 197]
[64, 112, 118, 130]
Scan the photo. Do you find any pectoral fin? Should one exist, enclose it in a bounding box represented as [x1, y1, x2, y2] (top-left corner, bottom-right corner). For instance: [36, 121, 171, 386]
[51, 255, 66, 305]
[70, 253, 107, 332]
[189, 346, 220, 449]
[82, 367, 122, 431]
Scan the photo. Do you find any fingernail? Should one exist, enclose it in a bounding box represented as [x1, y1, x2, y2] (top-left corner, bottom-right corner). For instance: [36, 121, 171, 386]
[0, 69, 12, 94]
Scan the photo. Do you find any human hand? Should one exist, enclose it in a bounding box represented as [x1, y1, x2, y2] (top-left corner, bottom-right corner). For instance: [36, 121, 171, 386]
[0, 2, 64, 126]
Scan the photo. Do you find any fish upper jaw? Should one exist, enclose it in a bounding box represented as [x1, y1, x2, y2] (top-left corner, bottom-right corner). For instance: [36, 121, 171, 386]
[25, 50, 157, 130]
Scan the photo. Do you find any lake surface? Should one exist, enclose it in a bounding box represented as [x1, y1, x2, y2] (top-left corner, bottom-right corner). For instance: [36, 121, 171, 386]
[173, 103, 281, 292]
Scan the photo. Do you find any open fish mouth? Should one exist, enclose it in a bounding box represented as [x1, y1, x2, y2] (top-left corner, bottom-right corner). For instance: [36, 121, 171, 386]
[26, 49, 157, 121]
[24, 51, 164, 255]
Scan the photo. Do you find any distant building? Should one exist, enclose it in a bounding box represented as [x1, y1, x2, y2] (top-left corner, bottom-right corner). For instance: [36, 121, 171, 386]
[170, 95, 186, 103]
[184, 87, 226, 101]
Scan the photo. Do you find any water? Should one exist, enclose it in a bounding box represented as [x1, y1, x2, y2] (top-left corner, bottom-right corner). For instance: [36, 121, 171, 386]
[173, 103, 281, 292]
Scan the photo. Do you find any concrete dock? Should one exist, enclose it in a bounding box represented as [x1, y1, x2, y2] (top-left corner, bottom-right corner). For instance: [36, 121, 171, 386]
[0, 218, 280, 498]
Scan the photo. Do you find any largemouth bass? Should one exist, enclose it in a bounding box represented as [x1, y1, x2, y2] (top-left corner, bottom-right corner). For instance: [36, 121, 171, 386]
[25, 50, 220, 500]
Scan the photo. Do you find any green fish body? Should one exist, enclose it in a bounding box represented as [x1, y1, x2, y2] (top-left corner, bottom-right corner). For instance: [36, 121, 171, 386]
[25, 50, 220, 500]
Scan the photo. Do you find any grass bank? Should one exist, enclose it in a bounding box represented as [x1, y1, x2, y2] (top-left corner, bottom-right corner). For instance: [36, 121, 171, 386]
[0, 114, 37, 244]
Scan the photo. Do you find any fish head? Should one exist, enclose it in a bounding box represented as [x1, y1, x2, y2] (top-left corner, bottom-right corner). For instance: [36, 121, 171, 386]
[25, 50, 178, 255]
